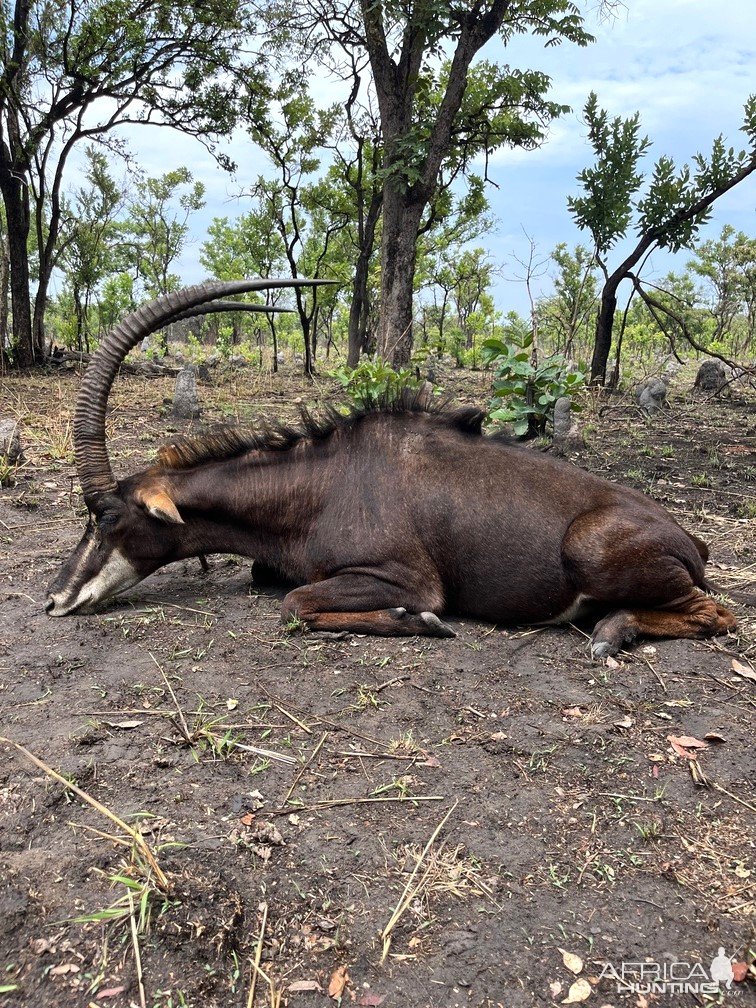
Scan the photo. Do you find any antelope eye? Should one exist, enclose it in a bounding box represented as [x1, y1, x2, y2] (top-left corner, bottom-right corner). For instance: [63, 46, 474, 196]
[99, 513, 119, 527]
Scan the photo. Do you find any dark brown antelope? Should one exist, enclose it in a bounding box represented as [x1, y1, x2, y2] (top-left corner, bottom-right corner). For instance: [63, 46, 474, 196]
[47, 280, 739, 657]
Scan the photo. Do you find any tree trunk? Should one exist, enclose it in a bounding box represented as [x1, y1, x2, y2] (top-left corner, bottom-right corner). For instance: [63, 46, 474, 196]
[0, 175, 34, 365]
[347, 248, 372, 367]
[377, 190, 424, 366]
[267, 315, 278, 373]
[0, 231, 9, 359]
[591, 281, 619, 385]
[73, 287, 85, 352]
[347, 193, 381, 368]
[302, 318, 313, 376]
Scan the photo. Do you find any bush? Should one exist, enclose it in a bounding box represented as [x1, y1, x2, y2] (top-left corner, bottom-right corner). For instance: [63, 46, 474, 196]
[331, 358, 424, 409]
[481, 330, 586, 437]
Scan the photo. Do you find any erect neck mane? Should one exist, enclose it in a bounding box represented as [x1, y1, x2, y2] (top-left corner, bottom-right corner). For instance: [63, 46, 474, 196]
[157, 391, 486, 471]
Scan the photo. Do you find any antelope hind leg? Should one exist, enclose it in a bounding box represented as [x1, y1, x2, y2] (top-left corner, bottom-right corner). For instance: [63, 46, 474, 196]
[281, 573, 455, 638]
[591, 593, 737, 657]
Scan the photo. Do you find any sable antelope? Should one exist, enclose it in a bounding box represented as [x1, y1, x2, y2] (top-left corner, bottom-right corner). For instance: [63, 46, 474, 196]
[47, 280, 739, 657]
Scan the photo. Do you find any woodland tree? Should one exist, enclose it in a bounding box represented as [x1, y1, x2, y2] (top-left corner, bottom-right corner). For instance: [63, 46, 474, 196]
[0, 0, 254, 364]
[569, 92, 756, 384]
[261, 0, 592, 365]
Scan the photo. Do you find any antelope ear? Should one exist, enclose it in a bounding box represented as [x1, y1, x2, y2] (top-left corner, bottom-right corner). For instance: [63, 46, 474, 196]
[138, 488, 184, 524]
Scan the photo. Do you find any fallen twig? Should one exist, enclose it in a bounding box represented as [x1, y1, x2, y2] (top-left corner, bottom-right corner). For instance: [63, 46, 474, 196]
[0, 735, 169, 892]
[381, 800, 458, 962]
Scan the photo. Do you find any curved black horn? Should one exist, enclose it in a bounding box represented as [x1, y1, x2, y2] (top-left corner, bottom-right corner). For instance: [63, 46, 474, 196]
[74, 279, 331, 504]
[166, 300, 294, 324]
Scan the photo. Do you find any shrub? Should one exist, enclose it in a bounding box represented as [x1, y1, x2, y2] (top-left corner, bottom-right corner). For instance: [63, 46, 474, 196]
[331, 358, 424, 409]
[481, 330, 586, 437]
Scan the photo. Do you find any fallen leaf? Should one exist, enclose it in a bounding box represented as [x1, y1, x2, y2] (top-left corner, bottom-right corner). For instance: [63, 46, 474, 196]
[226, 698, 239, 710]
[734, 863, 751, 879]
[31, 938, 56, 955]
[672, 734, 708, 748]
[731, 659, 756, 681]
[605, 656, 620, 669]
[420, 753, 441, 767]
[239, 813, 255, 826]
[287, 980, 323, 993]
[703, 731, 727, 743]
[550, 980, 563, 997]
[103, 719, 143, 729]
[561, 977, 591, 1003]
[667, 734, 708, 759]
[50, 963, 79, 976]
[642, 645, 657, 655]
[288, 813, 301, 826]
[562, 707, 583, 718]
[328, 965, 349, 999]
[559, 948, 584, 975]
[96, 987, 126, 1000]
[358, 995, 386, 1007]
[732, 961, 748, 982]
[613, 716, 633, 730]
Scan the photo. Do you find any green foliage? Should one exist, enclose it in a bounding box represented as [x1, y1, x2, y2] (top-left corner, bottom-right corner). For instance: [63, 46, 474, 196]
[567, 93, 651, 255]
[688, 225, 756, 355]
[331, 359, 424, 409]
[482, 319, 585, 437]
[570, 94, 756, 263]
[568, 92, 756, 381]
[536, 243, 599, 359]
[126, 167, 205, 299]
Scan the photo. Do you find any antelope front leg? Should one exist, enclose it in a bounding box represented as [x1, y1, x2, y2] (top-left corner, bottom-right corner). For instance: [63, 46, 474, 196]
[281, 573, 455, 637]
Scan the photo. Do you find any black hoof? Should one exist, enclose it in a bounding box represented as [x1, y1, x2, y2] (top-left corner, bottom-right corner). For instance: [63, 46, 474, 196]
[420, 611, 456, 637]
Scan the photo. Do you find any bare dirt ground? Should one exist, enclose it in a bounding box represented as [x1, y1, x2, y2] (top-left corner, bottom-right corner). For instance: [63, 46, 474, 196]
[1, 362, 754, 1008]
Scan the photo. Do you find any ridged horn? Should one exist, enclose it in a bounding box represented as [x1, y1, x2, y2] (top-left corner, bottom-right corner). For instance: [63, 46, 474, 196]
[166, 300, 294, 323]
[74, 279, 332, 505]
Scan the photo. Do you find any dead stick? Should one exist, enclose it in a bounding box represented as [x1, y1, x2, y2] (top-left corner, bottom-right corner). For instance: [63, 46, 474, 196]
[128, 891, 147, 1008]
[150, 653, 192, 742]
[283, 732, 328, 805]
[374, 674, 410, 693]
[0, 736, 169, 892]
[247, 901, 268, 1008]
[274, 703, 313, 735]
[712, 781, 756, 814]
[271, 795, 445, 816]
[381, 800, 458, 962]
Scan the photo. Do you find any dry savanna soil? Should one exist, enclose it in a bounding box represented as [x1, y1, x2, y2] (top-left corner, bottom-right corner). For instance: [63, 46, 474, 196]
[1, 360, 755, 1008]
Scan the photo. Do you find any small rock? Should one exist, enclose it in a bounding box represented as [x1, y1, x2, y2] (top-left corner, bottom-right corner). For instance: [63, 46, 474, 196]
[552, 397, 582, 454]
[172, 366, 201, 419]
[0, 418, 22, 464]
[694, 360, 727, 393]
[636, 376, 667, 414]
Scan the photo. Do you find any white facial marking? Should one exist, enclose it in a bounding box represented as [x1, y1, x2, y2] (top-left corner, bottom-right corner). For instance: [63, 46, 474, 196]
[49, 548, 140, 615]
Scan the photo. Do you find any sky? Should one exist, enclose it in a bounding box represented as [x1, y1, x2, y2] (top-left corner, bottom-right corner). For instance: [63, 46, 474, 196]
[99, 0, 756, 317]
